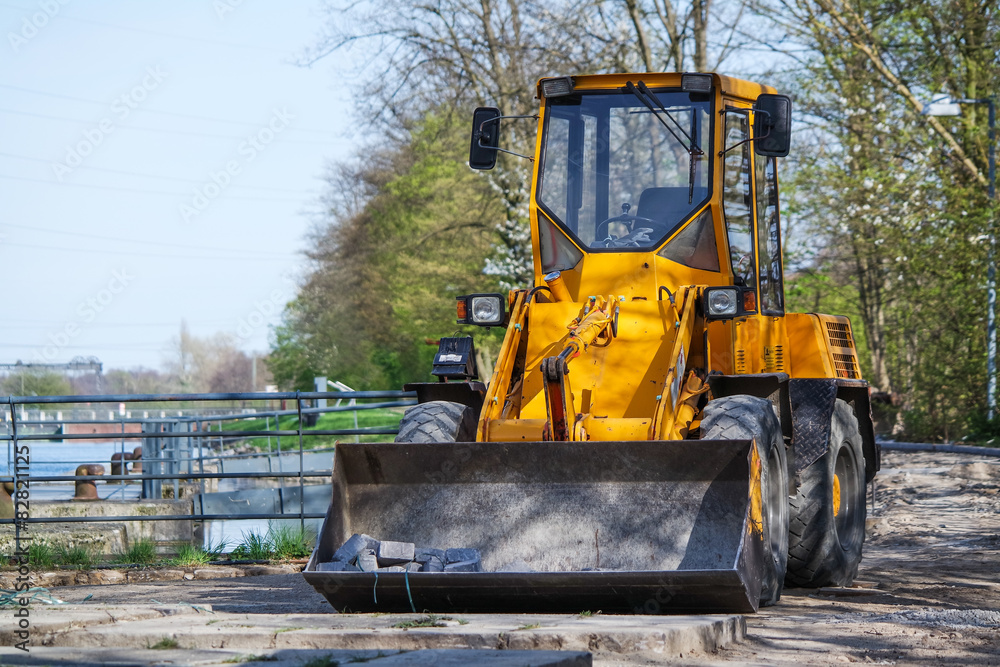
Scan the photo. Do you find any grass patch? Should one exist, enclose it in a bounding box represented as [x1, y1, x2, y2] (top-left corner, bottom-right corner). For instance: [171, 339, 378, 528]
[301, 656, 340, 667]
[149, 637, 179, 649]
[170, 543, 212, 567]
[231, 530, 274, 561]
[55, 544, 94, 569]
[205, 537, 229, 559]
[269, 523, 314, 560]
[222, 655, 277, 664]
[114, 538, 158, 565]
[578, 610, 601, 618]
[211, 407, 406, 450]
[275, 626, 303, 634]
[28, 542, 54, 570]
[515, 623, 541, 631]
[392, 614, 462, 629]
[229, 524, 314, 562]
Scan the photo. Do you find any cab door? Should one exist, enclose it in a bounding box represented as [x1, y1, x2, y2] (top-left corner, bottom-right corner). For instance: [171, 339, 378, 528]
[751, 132, 788, 373]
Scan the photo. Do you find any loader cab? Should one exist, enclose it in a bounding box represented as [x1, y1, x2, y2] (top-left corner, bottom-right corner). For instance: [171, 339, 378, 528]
[503, 73, 791, 318]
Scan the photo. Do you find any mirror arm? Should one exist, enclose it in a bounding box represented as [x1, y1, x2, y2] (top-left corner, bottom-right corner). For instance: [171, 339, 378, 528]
[717, 108, 772, 157]
[476, 114, 539, 162]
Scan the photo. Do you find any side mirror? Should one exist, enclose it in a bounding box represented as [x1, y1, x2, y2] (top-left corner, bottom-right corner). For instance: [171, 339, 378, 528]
[469, 107, 501, 170]
[753, 94, 791, 157]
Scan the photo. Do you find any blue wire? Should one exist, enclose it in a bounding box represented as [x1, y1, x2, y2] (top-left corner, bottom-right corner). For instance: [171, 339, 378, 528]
[403, 569, 416, 613]
[372, 571, 378, 605]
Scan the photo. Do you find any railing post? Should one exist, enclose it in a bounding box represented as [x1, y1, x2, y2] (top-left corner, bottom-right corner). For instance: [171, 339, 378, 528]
[10, 398, 23, 556]
[296, 391, 305, 531]
[118, 412, 126, 502]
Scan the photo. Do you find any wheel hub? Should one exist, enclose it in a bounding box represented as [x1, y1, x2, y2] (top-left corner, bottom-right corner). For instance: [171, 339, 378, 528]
[832, 473, 842, 517]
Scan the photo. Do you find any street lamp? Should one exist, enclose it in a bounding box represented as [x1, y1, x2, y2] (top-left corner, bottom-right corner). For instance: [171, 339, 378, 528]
[923, 93, 997, 419]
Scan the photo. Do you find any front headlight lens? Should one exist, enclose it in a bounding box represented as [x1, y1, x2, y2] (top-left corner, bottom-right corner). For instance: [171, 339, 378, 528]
[471, 296, 502, 324]
[708, 289, 738, 316]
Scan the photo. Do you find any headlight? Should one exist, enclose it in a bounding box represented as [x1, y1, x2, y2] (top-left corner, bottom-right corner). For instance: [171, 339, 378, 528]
[471, 296, 501, 324]
[457, 293, 507, 327]
[707, 288, 738, 316]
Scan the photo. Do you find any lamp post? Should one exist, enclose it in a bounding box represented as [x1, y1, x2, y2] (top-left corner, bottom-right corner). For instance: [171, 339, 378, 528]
[923, 94, 996, 419]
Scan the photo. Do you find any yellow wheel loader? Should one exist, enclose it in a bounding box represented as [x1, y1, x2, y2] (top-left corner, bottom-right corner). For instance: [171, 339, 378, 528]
[304, 72, 879, 614]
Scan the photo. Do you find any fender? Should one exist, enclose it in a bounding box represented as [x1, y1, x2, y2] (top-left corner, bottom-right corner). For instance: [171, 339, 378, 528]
[708, 372, 794, 492]
[402, 381, 486, 415]
[788, 378, 879, 483]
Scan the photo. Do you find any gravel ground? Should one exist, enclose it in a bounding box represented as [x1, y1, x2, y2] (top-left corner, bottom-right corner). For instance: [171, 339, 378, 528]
[46, 449, 1000, 665]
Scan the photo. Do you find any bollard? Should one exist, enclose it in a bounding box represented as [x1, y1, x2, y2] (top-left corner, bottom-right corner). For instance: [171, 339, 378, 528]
[110, 452, 128, 480]
[1, 481, 14, 519]
[130, 446, 143, 474]
[73, 464, 105, 501]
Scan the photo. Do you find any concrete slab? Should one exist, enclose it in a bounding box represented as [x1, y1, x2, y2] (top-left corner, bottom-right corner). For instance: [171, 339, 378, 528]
[4, 603, 743, 663]
[0, 647, 591, 666]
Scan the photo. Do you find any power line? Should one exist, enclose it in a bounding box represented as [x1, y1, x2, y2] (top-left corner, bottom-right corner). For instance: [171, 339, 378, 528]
[0, 173, 306, 202]
[2, 321, 239, 330]
[0, 240, 296, 262]
[0, 108, 344, 146]
[0, 83, 342, 136]
[0, 342, 168, 350]
[0, 222, 297, 258]
[0, 151, 316, 195]
[0, 2, 290, 54]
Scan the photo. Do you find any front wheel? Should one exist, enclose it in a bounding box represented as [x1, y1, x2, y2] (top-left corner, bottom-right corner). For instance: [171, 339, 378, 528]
[786, 399, 866, 587]
[701, 395, 789, 607]
[394, 400, 476, 443]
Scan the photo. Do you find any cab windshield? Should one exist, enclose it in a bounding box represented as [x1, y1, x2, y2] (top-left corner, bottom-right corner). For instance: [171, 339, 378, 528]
[537, 89, 712, 250]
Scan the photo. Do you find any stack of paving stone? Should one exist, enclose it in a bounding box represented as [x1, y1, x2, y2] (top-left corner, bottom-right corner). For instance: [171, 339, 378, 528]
[316, 534, 483, 573]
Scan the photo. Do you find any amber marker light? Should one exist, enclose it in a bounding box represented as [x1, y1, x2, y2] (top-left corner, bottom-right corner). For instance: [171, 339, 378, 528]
[743, 290, 757, 313]
[456, 298, 468, 321]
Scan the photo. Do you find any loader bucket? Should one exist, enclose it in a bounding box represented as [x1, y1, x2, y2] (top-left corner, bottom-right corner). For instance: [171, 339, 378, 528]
[304, 439, 765, 614]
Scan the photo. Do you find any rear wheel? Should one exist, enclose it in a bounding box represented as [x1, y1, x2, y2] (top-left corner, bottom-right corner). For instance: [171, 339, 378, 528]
[394, 401, 476, 443]
[786, 399, 866, 587]
[701, 395, 789, 606]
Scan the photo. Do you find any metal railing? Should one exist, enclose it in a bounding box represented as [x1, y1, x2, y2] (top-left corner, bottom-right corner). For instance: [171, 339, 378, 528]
[1, 391, 415, 542]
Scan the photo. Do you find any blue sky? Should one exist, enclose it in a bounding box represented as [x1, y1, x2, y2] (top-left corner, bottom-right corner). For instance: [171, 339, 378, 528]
[0, 1, 360, 372]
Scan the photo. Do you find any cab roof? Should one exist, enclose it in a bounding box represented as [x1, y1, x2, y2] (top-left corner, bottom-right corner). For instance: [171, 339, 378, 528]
[536, 72, 777, 103]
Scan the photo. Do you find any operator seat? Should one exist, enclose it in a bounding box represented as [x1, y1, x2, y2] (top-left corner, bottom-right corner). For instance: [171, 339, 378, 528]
[636, 186, 709, 231]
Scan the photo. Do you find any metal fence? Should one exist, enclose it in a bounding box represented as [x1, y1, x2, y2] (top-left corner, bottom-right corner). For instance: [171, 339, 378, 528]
[1, 391, 415, 544]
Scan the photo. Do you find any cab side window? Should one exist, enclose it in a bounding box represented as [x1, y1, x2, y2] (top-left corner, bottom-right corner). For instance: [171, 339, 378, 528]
[755, 155, 785, 314]
[722, 111, 756, 288]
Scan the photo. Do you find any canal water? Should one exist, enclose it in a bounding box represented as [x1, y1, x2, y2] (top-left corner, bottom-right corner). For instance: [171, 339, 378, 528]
[2, 440, 321, 552]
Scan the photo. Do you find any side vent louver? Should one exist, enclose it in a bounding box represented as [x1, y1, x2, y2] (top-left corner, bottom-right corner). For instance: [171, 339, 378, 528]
[826, 321, 855, 349]
[826, 321, 860, 379]
[771, 345, 785, 372]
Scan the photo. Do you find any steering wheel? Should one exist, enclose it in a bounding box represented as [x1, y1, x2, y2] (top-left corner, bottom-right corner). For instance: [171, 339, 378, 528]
[596, 214, 660, 242]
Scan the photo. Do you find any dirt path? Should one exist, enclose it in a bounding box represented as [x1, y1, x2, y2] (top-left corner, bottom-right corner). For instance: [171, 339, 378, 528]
[685, 449, 1000, 666]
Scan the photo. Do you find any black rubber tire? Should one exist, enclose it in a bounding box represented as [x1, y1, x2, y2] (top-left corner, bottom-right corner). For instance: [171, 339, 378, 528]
[394, 401, 476, 443]
[701, 395, 789, 607]
[786, 399, 866, 588]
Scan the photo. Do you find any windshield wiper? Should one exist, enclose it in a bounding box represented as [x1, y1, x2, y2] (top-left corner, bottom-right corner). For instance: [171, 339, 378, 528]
[625, 81, 705, 204]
